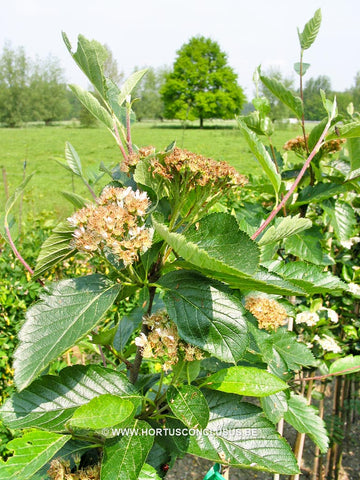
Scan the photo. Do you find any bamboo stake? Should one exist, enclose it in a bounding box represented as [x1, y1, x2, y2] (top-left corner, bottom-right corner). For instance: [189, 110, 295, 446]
[290, 372, 315, 480]
[312, 380, 326, 480]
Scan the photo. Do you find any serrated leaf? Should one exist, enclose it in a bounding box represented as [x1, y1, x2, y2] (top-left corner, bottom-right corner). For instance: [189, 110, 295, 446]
[293, 183, 346, 207]
[268, 261, 346, 295]
[0, 430, 69, 480]
[101, 419, 154, 480]
[61, 190, 89, 209]
[322, 199, 356, 243]
[153, 216, 302, 295]
[188, 390, 299, 474]
[284, 226, 324, 265]
[263, 331, 316, 371]
[167, 385, 209, 429]
[260, 391, 288, 424]
[327, 121, 360, 139]
[33, 221, 75, 279]
[64, 142, 83, 176]
[0, 365, 141, 431]
[284, 393, 329, 452]
[63, 32, 107, 97]
[294, 62, 311, 76]
[258, 215, 312, 246]
[298, 9, 322, 50]
[118, 69, 148, 106]
[14, 275, 121, 390]
[113, 308, 143, 353]
[201, 366, 287, 397]
[69, 84, 113, 130]
[238, 119, 281, 197]
[4, 173, 35, 225]
[68, 394, 134, 430]
[329, 355, 360, 376]
[158, 270, 249, 363]
[260, 74, 303, 119]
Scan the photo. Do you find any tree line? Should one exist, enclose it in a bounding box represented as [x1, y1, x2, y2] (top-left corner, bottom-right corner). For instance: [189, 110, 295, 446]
[1, 37, 360, 127]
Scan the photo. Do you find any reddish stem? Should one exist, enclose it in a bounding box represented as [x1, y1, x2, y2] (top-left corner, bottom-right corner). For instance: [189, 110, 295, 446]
[113, 120, 129, 162]
[251, 118, 332, 241]
[126, 105, 133, 155]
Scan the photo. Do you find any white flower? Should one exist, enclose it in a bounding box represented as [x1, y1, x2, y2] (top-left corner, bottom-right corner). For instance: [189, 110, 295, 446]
[320, 307, 338, 324]
[295, 311, 320, 327]
[314, 334, 341, 354]
[348, 283, 360, 297]
[134, 332, 148, 347]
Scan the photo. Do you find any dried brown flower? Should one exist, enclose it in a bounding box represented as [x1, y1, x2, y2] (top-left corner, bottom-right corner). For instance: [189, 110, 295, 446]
[120, 145, 155, 172]
[245, 296, 288, 331]
[135, 310, 203, 371]
[68, 186, 153, 266]
[283, 135, 346, 156]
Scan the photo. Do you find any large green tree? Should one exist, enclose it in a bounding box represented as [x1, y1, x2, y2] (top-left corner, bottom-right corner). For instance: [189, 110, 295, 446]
[303, 75, 332, 120]
[0, 43, 30, 127]
[29, 56, 70, 125]
[161, 36, 245, 127]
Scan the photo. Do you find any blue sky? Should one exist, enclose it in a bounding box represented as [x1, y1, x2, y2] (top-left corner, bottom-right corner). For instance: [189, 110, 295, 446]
[1, 0, 360, 98]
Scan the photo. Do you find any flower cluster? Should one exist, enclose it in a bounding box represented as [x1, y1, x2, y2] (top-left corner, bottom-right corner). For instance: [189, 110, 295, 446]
[150, 147, 247, 190]
[134, 310, 203, 371]
[283, 135, 345, 156]
[245, 296, 288, 331]
[68, 186, 153, 266]
[48, 458, 100, 480]
[295, 311, 320, 327]
[313, 334, 342, 354]
[120, 146, 156, 173]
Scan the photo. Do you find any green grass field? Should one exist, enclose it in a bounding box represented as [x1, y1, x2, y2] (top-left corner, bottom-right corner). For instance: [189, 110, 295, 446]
[0, 121, 300, 222]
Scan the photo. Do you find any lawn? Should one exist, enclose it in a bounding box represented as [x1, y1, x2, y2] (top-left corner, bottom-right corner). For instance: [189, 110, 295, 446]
[0, 121, 300, 222]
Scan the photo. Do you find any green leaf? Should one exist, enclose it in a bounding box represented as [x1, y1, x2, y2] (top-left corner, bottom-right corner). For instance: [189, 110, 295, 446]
[154, 216, 302, 295]
[237, 119, 281, 197]
[0, 430, 69, 480]
[284, 394, 329, 453]
[201, 366, 288, 397]
[322, 199, 356, 244]
[298, 9, 322, 50]
[293, 183, 346, 207]
[327, 121, 360, 139]
[259, 74, 303, 119]
[69, 84, 113, 130]
[260, 391, 288, 424]
[159, 270, 249, 363]
[294, 62, 311, 76]
[258, 215, 312, 246]
[101, 419, 154, 480]
[68, 394, 134, 430]
[188, 390, 299, 474]
[329, 355, 360, 376]
[184, 213, 259, 276]
[284, 226, 324, 265]
[62, 32, 107, 96]
[14, 275, 121, 390]
[138, 464, 162, 480]
[167, 385, 209, 429]
[118, 69, 148, 106]
[64, 141, 83, 176]
[4, 173, 35, 226]
[347, 137, 360, 173]
[61, 190, 89, 209]
[33, 221, 75, 279]
[268, 261, 346, 295]
[113, 309, 144, 353]
[1, 365, 141, 431]
[263, 331, 316, 371]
